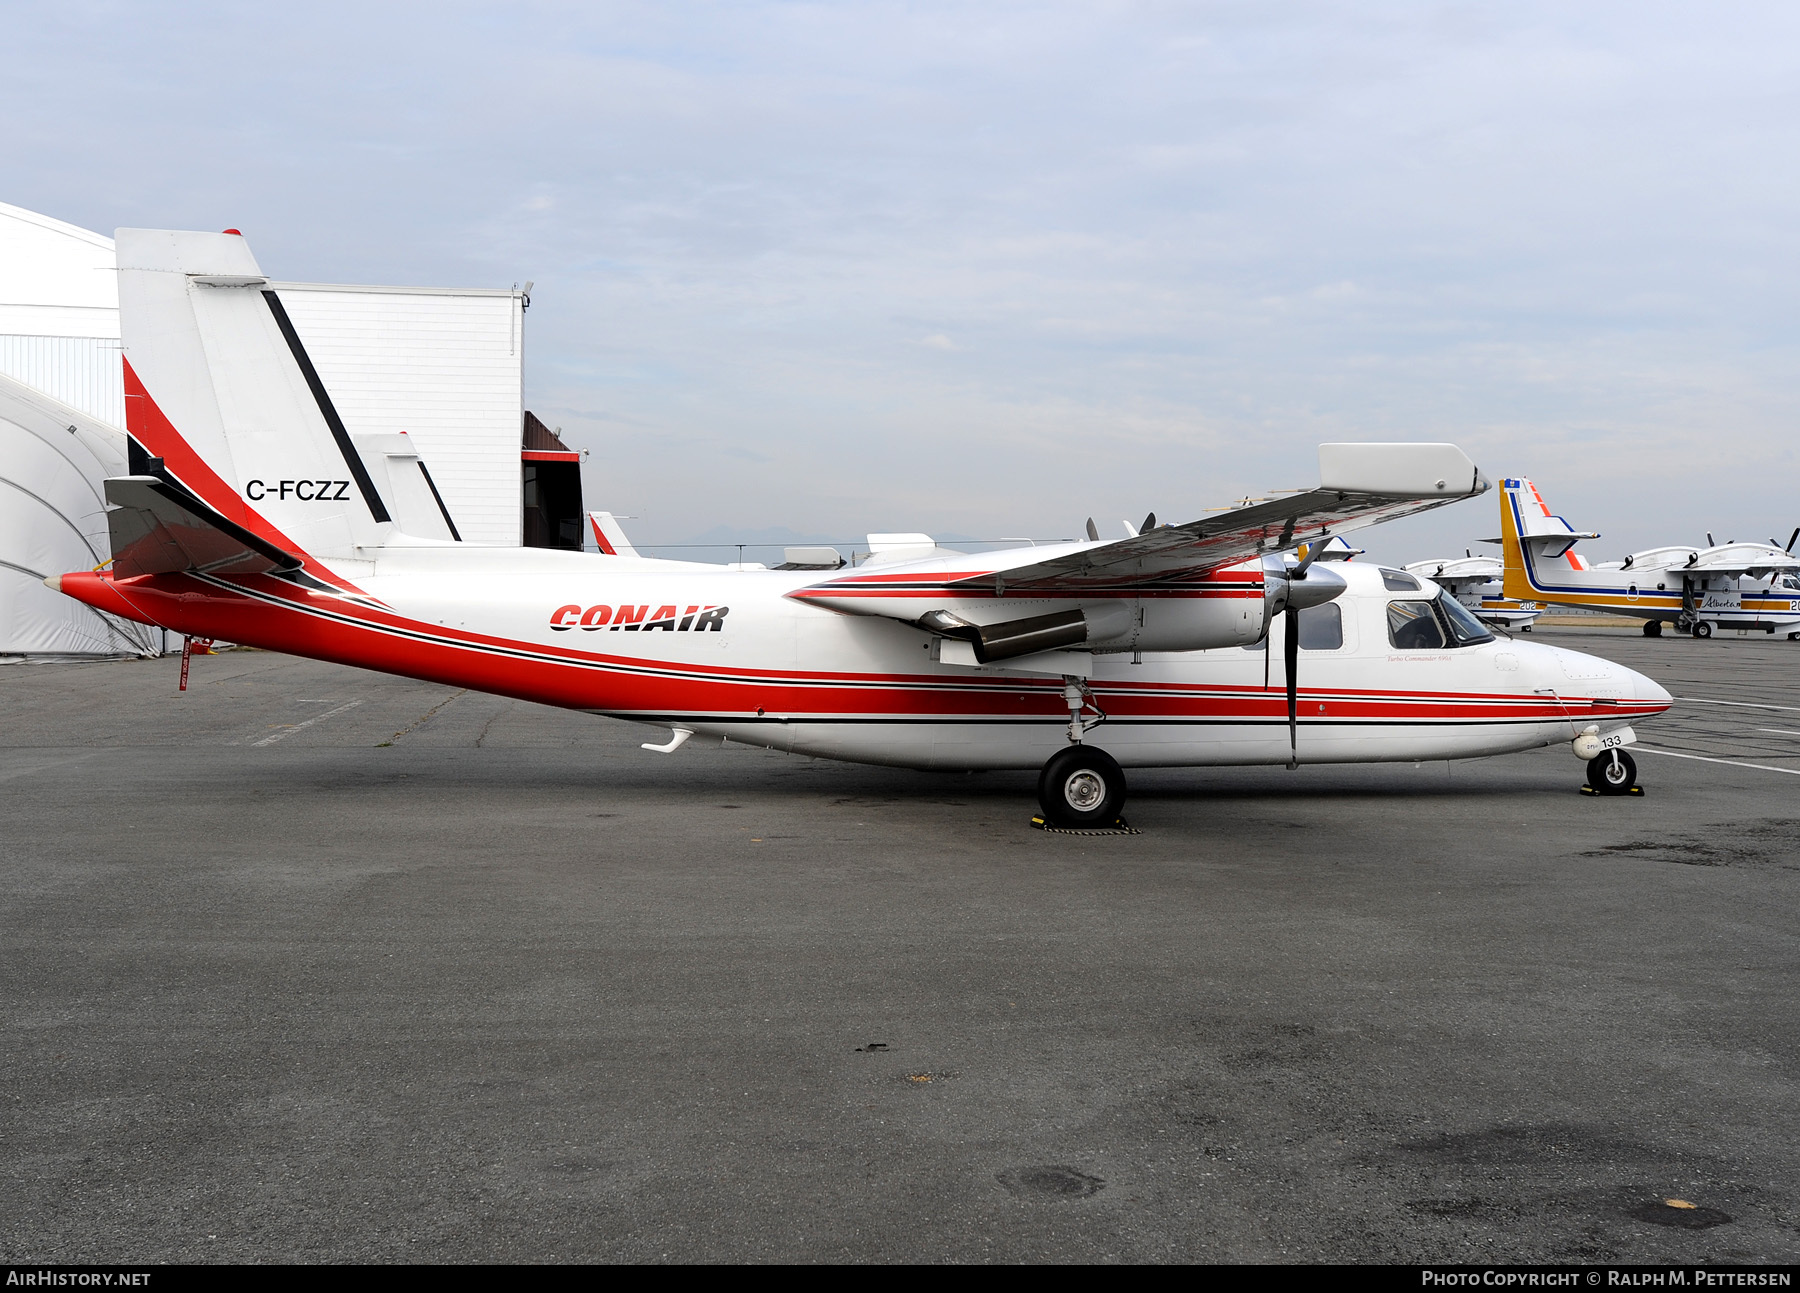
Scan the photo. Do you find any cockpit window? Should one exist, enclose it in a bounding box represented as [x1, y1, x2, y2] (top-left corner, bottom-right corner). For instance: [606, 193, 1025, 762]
[1387, 600, 1444, 649]
[1380, 568, 1421, 592]
[1387, 594, 1494, 650]
[1437, 592, 1494, 645]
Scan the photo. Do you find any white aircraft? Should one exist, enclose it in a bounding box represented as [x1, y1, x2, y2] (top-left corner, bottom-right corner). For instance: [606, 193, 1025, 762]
[1404, 554, 1542, 632]
[48, 229, 1673, 822]
[1499, 478, 1800, 639]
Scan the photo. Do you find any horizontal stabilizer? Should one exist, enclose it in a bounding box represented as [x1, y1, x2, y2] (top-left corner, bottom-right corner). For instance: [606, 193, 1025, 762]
[105, 476, 302, 577]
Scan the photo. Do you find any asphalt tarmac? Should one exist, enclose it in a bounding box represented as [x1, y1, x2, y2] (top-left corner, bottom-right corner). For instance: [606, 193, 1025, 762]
[2, 626, 1798, 1264]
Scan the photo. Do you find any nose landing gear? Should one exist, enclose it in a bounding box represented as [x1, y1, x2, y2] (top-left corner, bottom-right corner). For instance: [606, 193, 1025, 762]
[1585, 748, 1639, 795]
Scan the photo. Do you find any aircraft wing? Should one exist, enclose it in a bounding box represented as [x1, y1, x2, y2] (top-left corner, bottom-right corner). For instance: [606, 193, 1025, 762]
[952, 442, 1486, 593]
[1682, 553, 1800, 579]
[106, 476, 303, 578]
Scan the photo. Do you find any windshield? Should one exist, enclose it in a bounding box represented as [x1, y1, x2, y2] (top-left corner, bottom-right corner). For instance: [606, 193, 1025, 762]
[1437, 592, 1494, 645]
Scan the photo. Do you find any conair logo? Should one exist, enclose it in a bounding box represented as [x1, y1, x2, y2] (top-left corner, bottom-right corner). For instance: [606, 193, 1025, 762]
[551, 604, 728, 632]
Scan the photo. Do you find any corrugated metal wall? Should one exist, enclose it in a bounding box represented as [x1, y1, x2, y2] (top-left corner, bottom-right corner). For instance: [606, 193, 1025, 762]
[274, 287, 525, 547]
[0, 335, 125, 427]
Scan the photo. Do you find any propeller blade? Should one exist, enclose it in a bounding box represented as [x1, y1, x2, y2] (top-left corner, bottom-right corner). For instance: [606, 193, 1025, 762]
[1085, 517, 1099, 542]
[1291, 541, 1319, 578]
[1140, 512, 1157, 535]
[1788, 527, 1799, 555]
[1284, 603, 1300, 767]
[1707, 532, 1715, 547]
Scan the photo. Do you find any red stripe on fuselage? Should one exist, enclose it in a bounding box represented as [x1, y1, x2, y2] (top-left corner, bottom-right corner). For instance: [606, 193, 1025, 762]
[68, 569, 1666, 728]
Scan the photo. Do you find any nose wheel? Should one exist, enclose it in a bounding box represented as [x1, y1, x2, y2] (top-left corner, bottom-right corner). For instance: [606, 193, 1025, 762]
[1037, 745, 1127, 828]
[1586, 749, 1638, 795]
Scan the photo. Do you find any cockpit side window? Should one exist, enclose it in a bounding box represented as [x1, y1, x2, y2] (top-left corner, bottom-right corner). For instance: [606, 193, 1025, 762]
[1387, 600, 1445, 650]
[1387, 595, 1494, 649]
[1243, 602, 1343, 652]
[1298, 602, 1342, 650]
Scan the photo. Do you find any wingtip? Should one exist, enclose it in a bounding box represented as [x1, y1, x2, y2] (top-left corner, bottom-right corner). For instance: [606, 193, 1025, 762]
[41, 574, 62, 593]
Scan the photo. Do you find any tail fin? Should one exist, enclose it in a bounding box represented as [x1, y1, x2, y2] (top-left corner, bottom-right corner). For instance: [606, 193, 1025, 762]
[588, 511, 638, 556]
[1500, 477, 1595, 600]
[116, 229, 451, 563]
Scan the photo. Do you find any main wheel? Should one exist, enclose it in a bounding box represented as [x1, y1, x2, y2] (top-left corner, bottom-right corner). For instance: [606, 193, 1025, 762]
[1692, 621, 1713, 639]
[1036, 745, 1127, 828]
[1642, 620, 1663, 638]
[1586, 749, 1638, 795]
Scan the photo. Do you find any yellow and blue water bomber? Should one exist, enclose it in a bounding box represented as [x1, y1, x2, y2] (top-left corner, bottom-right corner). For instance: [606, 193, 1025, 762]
[1498, 478, 1800, 640]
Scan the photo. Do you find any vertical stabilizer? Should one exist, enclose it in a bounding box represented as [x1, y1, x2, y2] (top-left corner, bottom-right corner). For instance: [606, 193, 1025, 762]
[588, 511, 638, 556]
[116, 229, 396, 561]
[1500, 477, 1595, 601]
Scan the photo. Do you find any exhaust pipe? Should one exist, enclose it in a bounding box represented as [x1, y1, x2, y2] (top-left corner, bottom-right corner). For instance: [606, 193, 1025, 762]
[918, 608, 1091, 663]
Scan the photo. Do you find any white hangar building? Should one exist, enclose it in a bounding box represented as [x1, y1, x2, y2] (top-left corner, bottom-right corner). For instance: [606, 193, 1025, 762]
[1, 202, 582, 660]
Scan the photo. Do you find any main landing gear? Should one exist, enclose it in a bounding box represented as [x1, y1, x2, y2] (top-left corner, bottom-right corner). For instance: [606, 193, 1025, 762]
[1642, 620, 1663, 638]
[1691, 620, 1713, 639]
[1036, 745, 1127, 827]
[1035, 676, 1128, 828]
[1586, 749, 1638, 795]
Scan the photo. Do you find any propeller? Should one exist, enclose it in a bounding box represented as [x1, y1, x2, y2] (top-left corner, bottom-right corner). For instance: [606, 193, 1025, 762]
[1264, 542, 1343, 770]
[1707, 532, 1715, 547]
[1085, 517, 1099, 542]
[1787, 528, 1799, 555]
[1140, 512, 1157, 535]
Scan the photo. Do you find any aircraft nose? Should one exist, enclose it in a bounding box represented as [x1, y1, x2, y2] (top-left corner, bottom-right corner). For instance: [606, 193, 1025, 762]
[1626, 665, 1673, 711]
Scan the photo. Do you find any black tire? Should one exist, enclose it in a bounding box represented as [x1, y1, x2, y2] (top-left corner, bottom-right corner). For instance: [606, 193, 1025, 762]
[1036, 745, 1127, 827]
[1642, 620, 1663, 638]
[1692, 621, 1713, 639]
[1586, 750, 1638, 795]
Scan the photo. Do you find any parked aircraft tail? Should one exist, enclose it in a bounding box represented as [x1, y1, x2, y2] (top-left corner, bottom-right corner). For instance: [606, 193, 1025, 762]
[1499, 477, 1595, 601]
[114, 229, 460, 571]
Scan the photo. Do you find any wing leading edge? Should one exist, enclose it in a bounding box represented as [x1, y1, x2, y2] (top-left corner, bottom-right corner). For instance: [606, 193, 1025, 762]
[797, 443, 1486, 608]
[962, 443, 1485, 592]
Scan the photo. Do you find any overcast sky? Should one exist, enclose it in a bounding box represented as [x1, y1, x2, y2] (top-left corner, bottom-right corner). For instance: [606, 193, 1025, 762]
[7, 1, 1798, 561]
